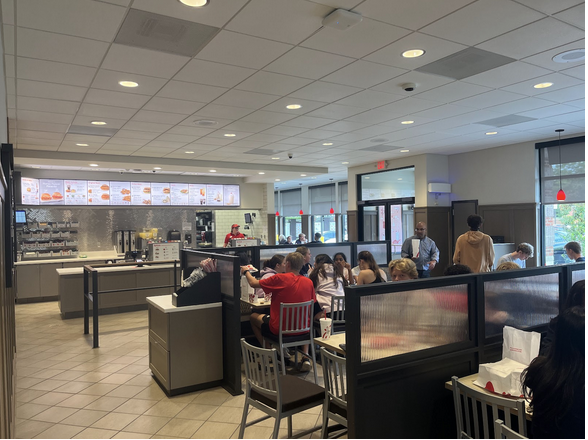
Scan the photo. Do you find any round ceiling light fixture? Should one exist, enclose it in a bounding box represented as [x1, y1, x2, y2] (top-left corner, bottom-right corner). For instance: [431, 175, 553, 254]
[400, 149, 410, 153]
[533, 82, 553, 89]
[118, 81, 138, 88]
[76, 143, 89, 147]
[286, 104, 302, 110]
[323, 142, 333, 146]
[271, 157, 280, 160]
[193, 119, 217, 126]
[185, 151, 195, 154]
[178, 0, 208, 7]
[258, 172, 265, 175]
[89, 164, 99, 167]
[402, 49, 425, 58]
[224, 133, 236, 137]
[401, 120, 414, 124]
[552, 48, 585, 63]
[486, 131, 498, 135]
[91, 121, 107, 125]
[209, 169, 217, 173]
[153, 167, 162, 170]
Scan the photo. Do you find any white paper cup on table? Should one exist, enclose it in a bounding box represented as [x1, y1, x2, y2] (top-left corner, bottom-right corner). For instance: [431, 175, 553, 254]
[248, 293, 258, 303]
[319, 318, 332, 339]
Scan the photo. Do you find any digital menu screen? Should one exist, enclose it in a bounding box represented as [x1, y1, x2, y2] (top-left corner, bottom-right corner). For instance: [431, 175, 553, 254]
[21, 177, 240, 207]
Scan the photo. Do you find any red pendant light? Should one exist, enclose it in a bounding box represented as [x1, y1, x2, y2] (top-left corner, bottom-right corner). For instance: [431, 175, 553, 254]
[555, 129, 566, 201]
[329, 207, 334, 214]
[275, 211, 279, 216]
[299, 210, 303, 215]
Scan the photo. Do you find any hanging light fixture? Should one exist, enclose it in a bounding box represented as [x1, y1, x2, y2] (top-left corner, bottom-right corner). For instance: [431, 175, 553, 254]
[275, 211, 279, 216]
[329, 184, 335, 214]
[555, 129, 566, 201]
[299, 210, 304, 215]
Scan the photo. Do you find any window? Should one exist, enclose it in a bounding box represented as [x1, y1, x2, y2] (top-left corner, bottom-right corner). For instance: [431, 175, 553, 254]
[309, 184, 336, 214]
[280, 189, 301, 216]
[538, 137, 585, 265]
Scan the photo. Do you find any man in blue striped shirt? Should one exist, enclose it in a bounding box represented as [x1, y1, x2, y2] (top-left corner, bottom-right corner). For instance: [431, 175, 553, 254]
[401, 222, 439, 278]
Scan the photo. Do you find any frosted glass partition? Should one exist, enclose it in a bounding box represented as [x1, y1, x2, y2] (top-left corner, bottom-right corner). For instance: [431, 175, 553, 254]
[259, 246, 298, 260]
[484, 273, 559, 337]
[357, 243, 388, 265]
[572, 269, 585, 285]
[259, 245, 353, 263]
[360, 284, 469, 363]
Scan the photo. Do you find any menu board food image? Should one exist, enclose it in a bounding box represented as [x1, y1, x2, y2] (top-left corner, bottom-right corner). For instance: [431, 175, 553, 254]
[171, 183, 189, 205]
[151, 182, 171, 206]
[64, 180, 88, 205]
[39, 179, 65, 205]
[21, 177, 39, 205]
[223, 185, 240, 206]
[87, 181, 111, 206]
[206, 184, 224, 206]
[110, 181, 131, 205]
[131, 182, 151, 205]
[188, 184, 206, 205]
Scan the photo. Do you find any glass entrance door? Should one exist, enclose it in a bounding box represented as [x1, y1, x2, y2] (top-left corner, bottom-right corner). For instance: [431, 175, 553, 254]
[362, 205, 386, 242]
[360, 200, 415, 257]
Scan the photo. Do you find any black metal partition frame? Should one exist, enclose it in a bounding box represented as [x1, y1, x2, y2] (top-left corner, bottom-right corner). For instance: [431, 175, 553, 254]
[344, 263, 584, 439]
[181, 249, 242, 396]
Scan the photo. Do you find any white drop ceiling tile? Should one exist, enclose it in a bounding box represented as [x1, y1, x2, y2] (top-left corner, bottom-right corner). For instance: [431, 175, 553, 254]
[91, 69, 168, 95]
[226, 0, 329, 45]
[154, 134, 199, 144]
[411, 81, 492, 104]
[452, 89, 529, 109]
[281, 116, 337, 129]
[371, 71, 453, 95]
[239, 133, 287, 144]
[16, 79, 87, 101]
[319, 120, 370, 132]
[263, 47, 354, 81]
[198, 135, 243, 146]
[296, 129, 343, 140]
[173, 59, 255, 88]
[462, 62, 553, 89]
[553, 4, 584, 29]
[521, 40, 584, 72]
[221, 121, 274, 133]
[122, 121, 174, 133]
[143, 97, 206, 115]
[130, 110, 187, 125]
[212, 89, 280, 110]
[102, 44, 190, 79]
[144, 140, 188, 149]
[2, 0, 14, 26]
[18, 0, 126, 41]
[518, 104, 582, 119]
[429, 109, 506, 128]
[196, 30, 292, 69]
[478, 18, 585, 60]
[17, 130, 64, 141]
[301, 18, 411, 59]
[321, 60, 406, 89]
[79, 103, 137, 120]
[103, 137, 148, 146]
[420, 0, 544, 46]
[113, 130, 159, 140]
[515, 0, 583, 16]
[537, 84, 585, 103]
[17, 27, 109, 67]
[16, 57, 96, 87]
[71, 115, 127, 129]
[235, 71, 312, 96]
[194, 104, 255, 120]
[435, 124, 489, 136]
[130, 150, 167, 157]
[486, 97, 554, 114]
[84, 89, 151, 109]
[16, 144, 59, 151]
[265, 136, 312, 146]
[16, 109, 73, 124]
[17, 96, 80, 115]
[178, 116, 233, 128]
[336, 89, 404, 109]
[344, 108, 403, 125]
[560, 64, 585, 81]
[165, 126, 215, 137]
[545, 110, 585, 124]
[565, 98, 585, 109]
[16, 137, 61, 146]
[6, 78, 14, 95]
[15, 121, 70, 134]
[305, 104, 366, 120]
[156, 81, 228, 103]
[61, 134, 109, 144]
[241, 110, 297, 125]
[131, 0, 248, 27]
[4, 55, 14, 78]
[260, 126, 310, 137]
[364, 32, 468, 70]
[261, 97, 327, 115]
[410, 103, 473, 120]
[329, 131, 372, 142]
[288, 82, 362, 103]
[3, 24, 14, 54]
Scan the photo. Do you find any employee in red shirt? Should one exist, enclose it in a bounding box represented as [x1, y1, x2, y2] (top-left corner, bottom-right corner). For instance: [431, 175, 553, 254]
[224, 224, 245, 247]
[241, 252, 317, 372]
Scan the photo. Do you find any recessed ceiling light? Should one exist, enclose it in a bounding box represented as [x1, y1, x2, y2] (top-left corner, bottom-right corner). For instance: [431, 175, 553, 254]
[486, 131, 498, 135]
[209, 169, 216, 172]
[89, 164, 99, 167]
[258, 172, 265, 175]
[76, 143, 89, 147]
[365, 176, 370, 180]
[271, 157, 280, 160]
[322, 142, 333, 146]
[342, 161, 349, 164]
[178, 0, 208, 6]
[401, 120, 414, 125]
[185, 151, 194, 154]
[275, 179, 280, 181]
[400, 149, 410, 153]
[31, 166, 40, 169]
[193, 119, 217, 126]
[552, 48, 585, 63]
[224, 133, 236, 137]
[533, 82, 553, 89]
[153, 167, 162, 170]
[91, 121, 107, 125]
[286, 104, 302, 110]
[119, 81, 138, 88]
[300, 174, 307, 177]
[402, 49, 425, 58]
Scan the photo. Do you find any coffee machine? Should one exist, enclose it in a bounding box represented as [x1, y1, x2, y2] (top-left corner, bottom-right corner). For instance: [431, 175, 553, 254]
[113, 230, 136, 255]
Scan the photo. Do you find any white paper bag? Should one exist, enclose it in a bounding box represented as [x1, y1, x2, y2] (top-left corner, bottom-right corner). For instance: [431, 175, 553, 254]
[502, 325, 540, 364]
[411, 239, 420, 258]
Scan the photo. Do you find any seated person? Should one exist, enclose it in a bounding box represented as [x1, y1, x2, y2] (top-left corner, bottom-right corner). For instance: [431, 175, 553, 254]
[296, 246, 313, 276]
[388, 258, 418, 281]
[443, 264, 472, 276]
[356, 251, 387, 285]
[522, 306, 585, 439]
[278, 234, 287, 245]
[495, 261, 521, 271]
[565, 241, 585, 262]
[333, 252, 354, 285]
[242, 252, 317, 372]
[295, 233, 307, 244]
[309, 254, 347, 319]
[497, 242, 534, 268]
[311, 232, 323, 243]
[286, 235, 293, 245]
[254, 255, 285, 298]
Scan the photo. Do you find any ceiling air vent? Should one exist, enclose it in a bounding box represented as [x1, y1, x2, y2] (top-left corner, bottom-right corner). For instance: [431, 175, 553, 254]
[67, 125, 118, 137]
[474, 115, 537, 127]
[361, 145, 397, 152]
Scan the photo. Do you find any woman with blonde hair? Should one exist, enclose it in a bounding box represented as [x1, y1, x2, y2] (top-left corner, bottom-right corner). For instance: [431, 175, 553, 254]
[388, 258, 418, 281]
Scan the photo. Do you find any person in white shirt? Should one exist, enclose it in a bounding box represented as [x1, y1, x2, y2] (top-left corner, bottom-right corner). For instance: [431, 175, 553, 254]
[497, 242, 534, 269]
[309, 254, 347, 317]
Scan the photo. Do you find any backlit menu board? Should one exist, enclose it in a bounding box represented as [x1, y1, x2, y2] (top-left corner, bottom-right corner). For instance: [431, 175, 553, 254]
[21, 177, 240, 207]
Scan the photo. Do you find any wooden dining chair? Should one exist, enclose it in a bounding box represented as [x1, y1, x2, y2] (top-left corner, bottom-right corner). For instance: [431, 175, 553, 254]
[494, 419, 528, 439]
[451, 376, 527, 439]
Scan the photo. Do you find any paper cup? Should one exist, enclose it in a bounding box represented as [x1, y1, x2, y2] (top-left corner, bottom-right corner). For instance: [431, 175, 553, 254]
[248, 293, 258, 303]
[319, 318, 332, 339]
[264, 292, 272, 303]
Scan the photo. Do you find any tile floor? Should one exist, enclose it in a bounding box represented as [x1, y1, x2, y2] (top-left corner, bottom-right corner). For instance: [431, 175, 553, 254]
[14, 302, 339, 439]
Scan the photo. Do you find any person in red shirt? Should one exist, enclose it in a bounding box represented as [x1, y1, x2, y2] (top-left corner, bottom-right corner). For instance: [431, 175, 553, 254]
[241, 252, 318, 372]
[224, 224, 245, 247]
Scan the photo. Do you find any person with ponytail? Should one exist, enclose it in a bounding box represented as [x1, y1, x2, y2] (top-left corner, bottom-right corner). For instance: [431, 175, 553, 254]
[309, 254, 347, 316]
[254, 254, 285, 297]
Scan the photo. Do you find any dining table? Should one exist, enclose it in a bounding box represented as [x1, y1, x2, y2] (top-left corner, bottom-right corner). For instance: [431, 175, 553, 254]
[314, 332, 346, 356]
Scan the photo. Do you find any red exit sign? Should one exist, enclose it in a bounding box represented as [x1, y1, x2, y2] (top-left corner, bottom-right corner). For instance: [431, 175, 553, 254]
[377, 160, 386, 170]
